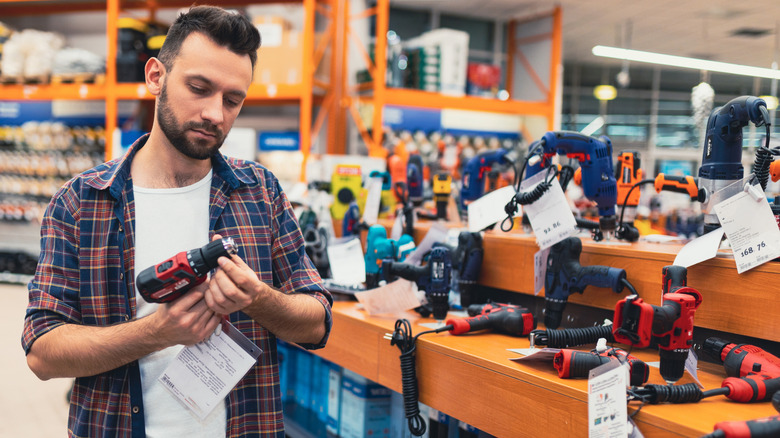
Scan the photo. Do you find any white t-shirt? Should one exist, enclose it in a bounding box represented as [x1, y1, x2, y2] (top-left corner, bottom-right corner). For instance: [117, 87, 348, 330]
[133, 169, 226, 437]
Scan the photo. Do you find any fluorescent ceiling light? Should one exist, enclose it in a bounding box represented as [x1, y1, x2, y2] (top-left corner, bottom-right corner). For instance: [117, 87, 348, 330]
[592, 45, 780, 80]
[580, 116, 605, 136]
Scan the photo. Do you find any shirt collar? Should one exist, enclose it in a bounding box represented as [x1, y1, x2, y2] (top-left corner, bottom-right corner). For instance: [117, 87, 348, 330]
[84, 133, 254, 199]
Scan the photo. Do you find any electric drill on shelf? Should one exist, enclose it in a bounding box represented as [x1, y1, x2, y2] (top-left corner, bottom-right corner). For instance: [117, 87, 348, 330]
[364, 225, 415, 289]
[448, 231, 483, 308]
[137, 237, 238, 303]
[445, 302, 536, 336]
[612, 265, 702, 385]
[537, 131, 618, 233]
[698, 95, 769, 233]
[544, 236, 629, 329]
[703, 337, 780, 403]
[459, 147, 511, 208]
[381, 246, 452, 321]
[407, 154, 425, 207]
[615, 151, 643, 223]
[432, 172, 452, 220]
[553, 339, 649, 386]
[702, 391, 780, 438]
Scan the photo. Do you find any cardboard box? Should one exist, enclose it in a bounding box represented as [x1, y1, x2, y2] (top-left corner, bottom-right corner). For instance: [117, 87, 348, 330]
[339, 369, 391, 438]
[253, 16, 302, 86]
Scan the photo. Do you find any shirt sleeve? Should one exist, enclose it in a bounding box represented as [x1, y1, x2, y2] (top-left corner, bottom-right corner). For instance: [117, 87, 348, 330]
[269, 178, 333, 350]
[22, 186, 83, 354]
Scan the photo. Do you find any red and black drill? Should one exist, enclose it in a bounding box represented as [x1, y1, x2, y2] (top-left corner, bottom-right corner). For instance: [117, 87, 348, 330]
[136, 237, 238, 303]
[701, 391, 780, 438]
[703, 337, 780, 403]
[445, 302, 536, 336]
[553, 341, 649, 386]
[612, 265, 702, 384]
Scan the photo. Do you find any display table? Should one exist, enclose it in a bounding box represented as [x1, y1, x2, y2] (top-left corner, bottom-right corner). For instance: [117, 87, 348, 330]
[314, 302, 777, 437]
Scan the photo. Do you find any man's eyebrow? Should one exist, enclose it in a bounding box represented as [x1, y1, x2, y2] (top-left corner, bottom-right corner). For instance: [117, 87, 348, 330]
[187, 74, 247, 100]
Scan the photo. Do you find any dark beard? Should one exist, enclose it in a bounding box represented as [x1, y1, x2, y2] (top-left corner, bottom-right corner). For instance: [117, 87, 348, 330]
[157, 82, 226, 160]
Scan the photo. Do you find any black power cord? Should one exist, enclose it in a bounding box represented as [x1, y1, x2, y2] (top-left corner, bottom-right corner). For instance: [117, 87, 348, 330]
[386, 319, 453, 437]
[530, 324, 615, 348]
[627, 383, 730, 417]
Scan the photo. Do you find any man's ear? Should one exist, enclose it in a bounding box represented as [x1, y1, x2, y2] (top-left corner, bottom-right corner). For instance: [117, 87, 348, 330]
[145, 57, 166, 96]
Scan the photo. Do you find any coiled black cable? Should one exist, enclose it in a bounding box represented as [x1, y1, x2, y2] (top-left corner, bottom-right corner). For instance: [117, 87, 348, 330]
[388, 319, 454, 437]
[627, 383, 730, 417]
[530, 324, 614, 348]
[752, 106, 774, 190]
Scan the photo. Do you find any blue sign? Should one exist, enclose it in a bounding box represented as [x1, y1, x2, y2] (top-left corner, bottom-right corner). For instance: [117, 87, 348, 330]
[383, 105, 441, 133]
[259, 132, 299, 151]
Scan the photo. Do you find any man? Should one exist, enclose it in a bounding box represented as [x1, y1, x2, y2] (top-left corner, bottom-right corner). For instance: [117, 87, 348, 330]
[22, 6, 332, 437]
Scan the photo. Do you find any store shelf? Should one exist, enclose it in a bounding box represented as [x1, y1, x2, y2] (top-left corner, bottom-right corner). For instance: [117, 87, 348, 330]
[316, 302, 777, 438]
[0, 83, 106, 100]
[383, 87, 553, 115]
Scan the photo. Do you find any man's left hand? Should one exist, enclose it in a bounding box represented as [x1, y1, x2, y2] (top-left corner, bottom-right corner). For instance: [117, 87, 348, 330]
[205, 234, 264, 315]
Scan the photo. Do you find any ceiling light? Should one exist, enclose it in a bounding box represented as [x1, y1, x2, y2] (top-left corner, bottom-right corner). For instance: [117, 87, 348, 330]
[593, 85, 617, 101]
[592, 45, 780, 80]
[580, 116, 605, 136]
[760, 95, 779, 110]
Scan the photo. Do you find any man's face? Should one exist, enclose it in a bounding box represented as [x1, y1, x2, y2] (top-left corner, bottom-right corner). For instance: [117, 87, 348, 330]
[155, 32, 253, 160]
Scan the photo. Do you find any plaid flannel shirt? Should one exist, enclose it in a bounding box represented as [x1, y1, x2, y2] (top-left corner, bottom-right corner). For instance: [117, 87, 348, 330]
[22, 134, 332, 437]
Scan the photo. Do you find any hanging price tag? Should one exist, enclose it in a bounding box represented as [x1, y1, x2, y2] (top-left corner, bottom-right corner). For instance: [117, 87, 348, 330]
[521, 171, 577, 250]
[466, 185, 519, 232]
[713, 190, 780, 274]
[588, 361, 628, 438]
[361, 176, 383, 226]
[533, 246, 551, 296]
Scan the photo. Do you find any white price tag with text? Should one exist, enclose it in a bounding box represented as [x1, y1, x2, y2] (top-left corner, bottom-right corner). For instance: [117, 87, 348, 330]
[713, 191, 780, 273]
[533, 246, 551, 296]
[326, 237, 366, 285]
[588, 361, 628, 438]
[362, 176, 383, 226]
[159, 320, 261, 420]
[354, 279, 421, 315]
[521, 171, 577, 249]
[466, 185, 519, 232]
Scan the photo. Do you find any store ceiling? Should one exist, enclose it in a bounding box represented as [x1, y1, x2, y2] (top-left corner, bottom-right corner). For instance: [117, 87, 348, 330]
[391, 0, 780, 70]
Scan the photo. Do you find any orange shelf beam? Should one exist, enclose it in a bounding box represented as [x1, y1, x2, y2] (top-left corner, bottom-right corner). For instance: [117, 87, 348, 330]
[383, 87, 553, 115]
[0, 83, 106, 100]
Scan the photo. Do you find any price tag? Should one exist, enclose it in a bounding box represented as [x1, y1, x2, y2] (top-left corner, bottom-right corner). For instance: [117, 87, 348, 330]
[533, 246, 551, 296]
[588, 361, 628, 438]
[509, 347, 560, 361]
[672, 227, 725, 268]
[404, 223, 447, 266]
[326, 237, 366, 285]
[354, 279, 421, 315]
[521, 172, 577, 250]
[713, 190, 780, 273]
[466, 185, 519, 232]
[361, 176, 383, 225]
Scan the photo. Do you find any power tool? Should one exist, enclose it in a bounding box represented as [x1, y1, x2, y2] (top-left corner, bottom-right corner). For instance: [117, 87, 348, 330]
[703, 337, 780, 403]
[303, 225, 330, 278]
[369, 169, 396, 218]
[698, 95, 769, 233]
[615, 151, 643, 223]
[544, 236, 630, 329]
[702, 415, 780, 438]
[553, 341, 649, 386]
[432, 172, 452, 220]
[364, 225, 415, 289]
[394, 182, 415, 237]
[612, 265, 702, 384]
[446, 302, 536, 336]
[137, 237, 238, 303]
[382, 246, 452, 320]
[459, 147, 511, 208]
[407, 154, 425, 206]
[538, 131, 618, 233]
[653, 173, 700, 201]
[388, 154, 407, 202]
[342, 201, 367, 237]
[435, 231, 483, 308]
[330, 164, 363, 220]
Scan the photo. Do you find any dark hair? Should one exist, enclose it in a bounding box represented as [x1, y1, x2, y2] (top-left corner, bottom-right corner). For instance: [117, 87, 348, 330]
[157, 5, 261, 71]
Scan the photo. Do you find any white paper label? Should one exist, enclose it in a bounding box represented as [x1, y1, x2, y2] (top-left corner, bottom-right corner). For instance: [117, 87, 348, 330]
[466, 185, 519, 232]
[391, 211, 403, 240]
[685, 349, 703, 388]
[521, 172, 577, 250]
[588, 362, 628, 438]
[404, 223, 448, 266]
[509, 347, 560, 362]
[714, 191, 780, 273]
[326, 237, 366, 284]
[354, 279, 422, 315]
[362, 177, 383, 226]
[159, 320, 261, 419]
[533, 246, 551, 296]
[673, 228, 725, 268]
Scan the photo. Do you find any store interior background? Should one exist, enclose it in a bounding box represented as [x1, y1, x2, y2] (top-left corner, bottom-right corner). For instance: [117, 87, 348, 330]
[2, 0, 780, 436]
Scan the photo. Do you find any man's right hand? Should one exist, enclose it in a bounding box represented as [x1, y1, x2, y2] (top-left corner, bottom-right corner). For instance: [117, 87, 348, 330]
[151, 284, 223, 346]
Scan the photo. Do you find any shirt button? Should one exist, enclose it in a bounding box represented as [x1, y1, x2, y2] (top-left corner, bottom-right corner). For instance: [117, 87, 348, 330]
[124, 315, 130, 321]
[132, 406, 140, 414]
[118, 225, 123, 232]
[120, 272, 124, 279]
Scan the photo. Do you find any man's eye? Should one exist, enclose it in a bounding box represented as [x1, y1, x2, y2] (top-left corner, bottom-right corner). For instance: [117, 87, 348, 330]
[225, 98, 240, 108]
[190, 85, 206, 94]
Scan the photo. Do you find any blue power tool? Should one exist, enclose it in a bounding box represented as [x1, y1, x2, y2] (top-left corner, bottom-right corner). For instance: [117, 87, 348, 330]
[460, 148, 510, 208]
[382, 246, 452, 320]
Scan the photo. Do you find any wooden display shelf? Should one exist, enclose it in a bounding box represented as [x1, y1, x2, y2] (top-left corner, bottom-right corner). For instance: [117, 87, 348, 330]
[316, 302, 776, 438]
[390, 220, 780, 343]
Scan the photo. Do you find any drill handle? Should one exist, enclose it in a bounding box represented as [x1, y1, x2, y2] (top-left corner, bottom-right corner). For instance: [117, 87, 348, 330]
[577, 266, 627, 294]
[723, 376, 780, 403]
[661, 265, 687, 294]
[384, 261, 426, 286]
[654, 174, 700, 201]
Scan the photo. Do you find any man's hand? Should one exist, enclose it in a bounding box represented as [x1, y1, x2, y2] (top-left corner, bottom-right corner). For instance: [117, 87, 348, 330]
[205, 234, 263, 315]
[153, 284, 223, 345]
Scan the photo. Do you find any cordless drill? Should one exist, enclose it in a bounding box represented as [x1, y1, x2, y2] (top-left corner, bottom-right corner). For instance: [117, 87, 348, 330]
[407, 154, 425, 206]
[615, 151, 643, 223]
[364, 225, 415, 289]
[452, 231, 483, 308]
[698, 95, 769, 233]
[459, 148, 510, 208]
[612, 265, 702, 384]
[703, 337, 780, 403]
[702, 416, 780, 438]
[446, 302, 536, 336]
[137, 237, 238, 303]
[544, 236, 628, 329]
[382, 246, 452, 320]
[432, 172, 452, 219]
[553, 341, 649, 386]
[538, 131, 618, 233]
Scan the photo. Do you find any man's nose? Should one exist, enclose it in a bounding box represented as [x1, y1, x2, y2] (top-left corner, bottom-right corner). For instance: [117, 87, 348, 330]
[200, 94, 225, 126]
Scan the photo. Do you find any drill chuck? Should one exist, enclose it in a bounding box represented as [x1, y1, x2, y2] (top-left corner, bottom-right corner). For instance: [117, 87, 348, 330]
[659, 348, 688, 385]
[190, 237, 238, 276]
